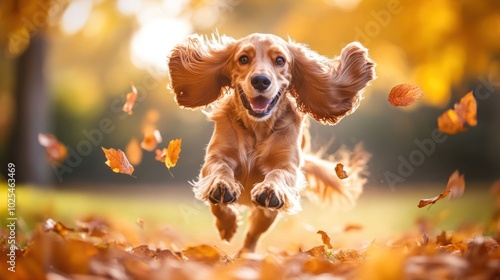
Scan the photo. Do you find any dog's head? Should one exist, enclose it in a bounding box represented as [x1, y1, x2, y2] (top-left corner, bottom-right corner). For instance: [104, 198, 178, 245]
[168, 33, 375, 124]
[230, 34, 291, 120]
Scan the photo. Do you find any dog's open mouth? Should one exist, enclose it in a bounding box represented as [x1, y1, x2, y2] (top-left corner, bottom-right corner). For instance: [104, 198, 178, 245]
[239, 87, 282, 118]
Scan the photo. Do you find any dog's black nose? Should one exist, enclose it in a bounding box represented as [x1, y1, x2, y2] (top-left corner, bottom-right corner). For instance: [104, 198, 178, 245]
[251, 75, 271, 91]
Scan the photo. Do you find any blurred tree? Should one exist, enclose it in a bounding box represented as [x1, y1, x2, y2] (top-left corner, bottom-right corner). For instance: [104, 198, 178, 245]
[0, 0, 57, 185]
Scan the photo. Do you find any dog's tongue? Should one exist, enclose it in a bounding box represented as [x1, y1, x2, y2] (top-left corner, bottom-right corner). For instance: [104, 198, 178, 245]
[249, 96, 272, 111]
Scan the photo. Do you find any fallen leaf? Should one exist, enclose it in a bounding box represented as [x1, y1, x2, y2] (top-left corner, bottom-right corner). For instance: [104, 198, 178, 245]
[165, 139, 182, 170]
[438, 91, 477, 135]
[102, 147, 135, 176]
[43, 218, 74, 237]
[181, 244, 222, 264]
[317, 230, 333, 249]
[306, 245, 327, 258]
[388, 84, 424, 107]
[122, 83, 138, 115]
[38, 133, 68, 164]
[418, 170, 465, 208]
[335, 163, 348, 179]
[125, 138, 143, 165]
[140, 129, 162, 151]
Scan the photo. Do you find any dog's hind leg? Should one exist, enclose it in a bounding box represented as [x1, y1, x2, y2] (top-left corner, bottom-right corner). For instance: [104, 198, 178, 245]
[210, 203, 239, 242]
[239, 207, 278, 255]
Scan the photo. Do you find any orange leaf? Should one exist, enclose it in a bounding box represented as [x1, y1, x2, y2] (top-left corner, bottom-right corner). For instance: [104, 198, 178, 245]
[102, 147, 135, 176]
[317, 230, 333, 249]
[335, 163, 348, 179]
[140, 129, 162, 151]
[122, 83, 138, 115]
[388, 84, 424, 107]
[437, 109, 467, 134]
[454, 91, 477, 127]
[181, 244, 221, 264]
[418, 170, 465, 208]
[438, 91, 477, 135]
[125, 138, 143, 165]
[165, 139, 182, 169]
[417, 190, 450, 208]
[38, 133, 68, 165]
[42, 218, 74, 237]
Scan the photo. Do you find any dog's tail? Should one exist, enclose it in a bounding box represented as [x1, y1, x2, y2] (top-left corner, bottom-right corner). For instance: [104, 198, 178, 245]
[302, 143, 371, 209]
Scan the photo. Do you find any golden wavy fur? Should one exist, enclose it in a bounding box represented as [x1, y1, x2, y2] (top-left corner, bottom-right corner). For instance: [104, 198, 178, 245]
[168, 33, 375, 254]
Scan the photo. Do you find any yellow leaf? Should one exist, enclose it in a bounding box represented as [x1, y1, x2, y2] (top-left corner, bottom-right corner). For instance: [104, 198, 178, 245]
[165, 139, 182, 169]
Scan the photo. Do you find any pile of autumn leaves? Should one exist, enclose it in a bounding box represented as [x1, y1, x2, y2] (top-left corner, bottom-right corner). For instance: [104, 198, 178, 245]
[2, 203, 500, 280]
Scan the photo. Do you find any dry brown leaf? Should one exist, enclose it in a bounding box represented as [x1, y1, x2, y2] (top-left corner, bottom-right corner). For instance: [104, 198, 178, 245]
[140, 129, 162, 151]
[122, 83, 138, 115]
[38, 133, 68, 165]
[102, 147, 135, 176]
[317, 230, 333, 249]
[165, 139, 182, 170]
[125, 138, 143, 165]
[417, 191, 450, 208]
[438, 91, 477, 135]
[418, 170, 465, 208]
[388, 84, 424, 107]
[335, 163, 348, 179]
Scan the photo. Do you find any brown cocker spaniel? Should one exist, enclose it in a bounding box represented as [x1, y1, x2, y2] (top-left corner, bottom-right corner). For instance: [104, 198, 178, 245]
[168, 33, 375, 254]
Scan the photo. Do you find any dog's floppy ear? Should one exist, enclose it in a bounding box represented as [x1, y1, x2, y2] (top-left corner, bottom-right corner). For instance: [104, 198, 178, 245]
[168, 34, 236, 108]
[288, 41, 376, 124]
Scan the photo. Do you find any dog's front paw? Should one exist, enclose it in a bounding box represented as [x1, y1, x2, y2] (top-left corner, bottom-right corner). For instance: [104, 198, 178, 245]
[194, 175, 242, 205]
[209, 180, 239, 204]
[251, 183, 284, 209]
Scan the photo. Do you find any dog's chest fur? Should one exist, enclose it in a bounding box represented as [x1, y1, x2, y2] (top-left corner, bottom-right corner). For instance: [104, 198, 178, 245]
[209, 93, 303, 205]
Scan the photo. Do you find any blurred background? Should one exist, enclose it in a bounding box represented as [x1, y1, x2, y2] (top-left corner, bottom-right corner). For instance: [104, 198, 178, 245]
[1, 0, 499, 190]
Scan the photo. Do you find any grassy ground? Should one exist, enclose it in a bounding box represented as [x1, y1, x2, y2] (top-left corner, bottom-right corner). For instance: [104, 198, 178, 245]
[1, 182, 494, 255]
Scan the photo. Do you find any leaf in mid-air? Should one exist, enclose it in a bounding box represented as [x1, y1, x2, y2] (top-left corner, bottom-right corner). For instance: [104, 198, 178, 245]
[102, 147, 135, 176]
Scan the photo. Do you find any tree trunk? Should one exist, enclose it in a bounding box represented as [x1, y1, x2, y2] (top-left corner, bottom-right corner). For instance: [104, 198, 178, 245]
[8, 34, 52, 186]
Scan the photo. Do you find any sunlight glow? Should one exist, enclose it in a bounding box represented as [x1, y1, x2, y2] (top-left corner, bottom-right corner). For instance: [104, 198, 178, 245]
[60, 0, 93, 35]
[324, 0, 362, 11]
[117, 0, 142, 15]
[130, 18, 191, 71]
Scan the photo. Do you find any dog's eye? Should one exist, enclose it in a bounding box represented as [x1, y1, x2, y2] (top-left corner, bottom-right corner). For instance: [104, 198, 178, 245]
[275, 57, 286, 66]
[239, 55, 249, 65]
